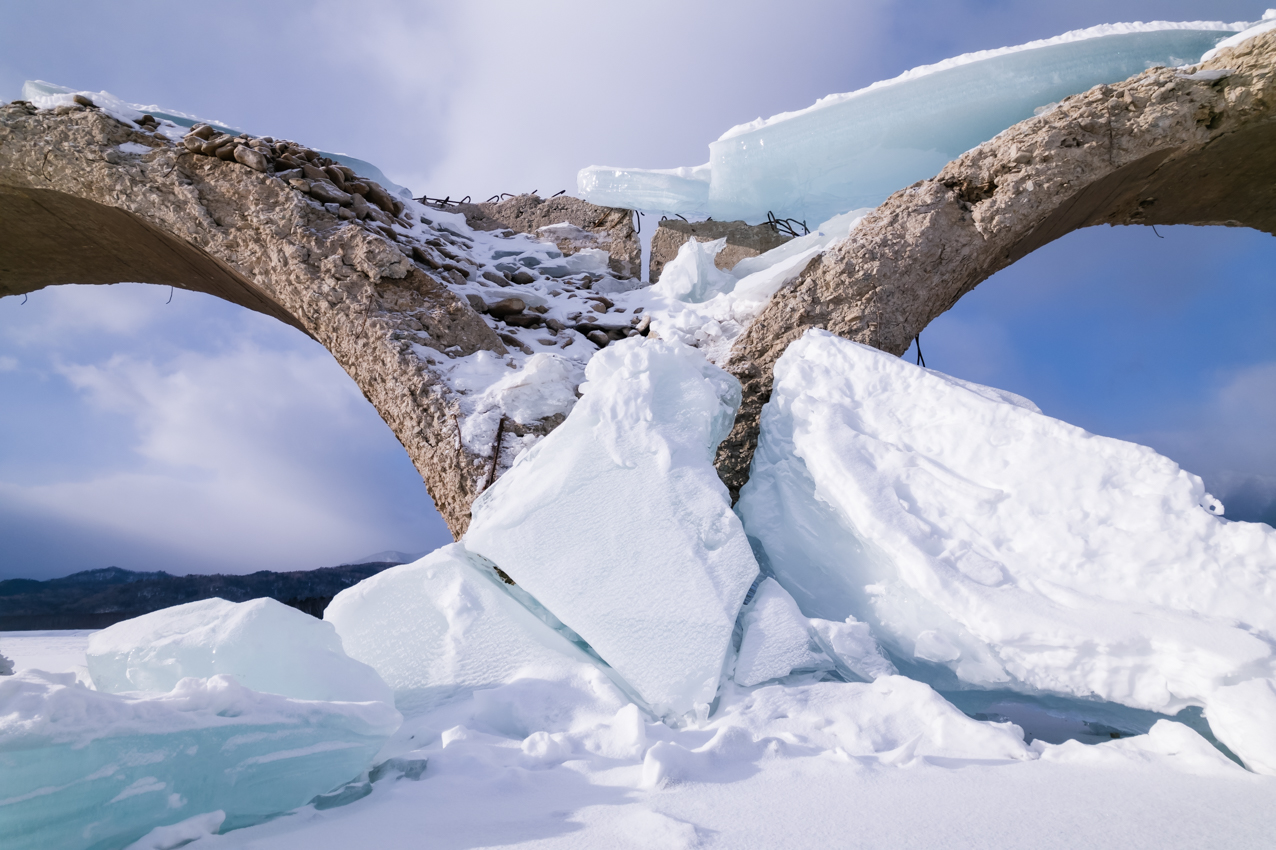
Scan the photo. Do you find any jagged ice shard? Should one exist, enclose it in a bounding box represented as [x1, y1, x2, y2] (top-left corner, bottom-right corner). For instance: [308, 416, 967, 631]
[737, 331, 1276, 774]
[578, 20, 1248, 223]
[87, 597, 393, 704]
[465, 338, 759, 719]
[324, 543, 603, 715]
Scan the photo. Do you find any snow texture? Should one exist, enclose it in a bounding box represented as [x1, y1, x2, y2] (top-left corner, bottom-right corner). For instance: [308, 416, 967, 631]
[578, 21, 1249, 223]
[87, 597, 393, 705]
[465, 338, 759, 719]
[738, 330, 1276, 773]
[733, 578, 832, 687]
[20, 80, 412, 198]
[0, 670, 399, 850]
[324, 543, 602, 714]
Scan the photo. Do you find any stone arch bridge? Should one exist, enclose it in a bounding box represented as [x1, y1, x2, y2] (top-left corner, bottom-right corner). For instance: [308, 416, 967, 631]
[2, 31, 1272, 533]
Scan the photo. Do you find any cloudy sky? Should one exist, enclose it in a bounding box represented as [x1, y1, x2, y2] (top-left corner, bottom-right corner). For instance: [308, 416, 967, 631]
[2, 1, 1273, 579]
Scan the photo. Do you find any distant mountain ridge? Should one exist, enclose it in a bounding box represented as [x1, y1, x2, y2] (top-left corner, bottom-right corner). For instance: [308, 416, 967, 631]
[0, 560, 410, 630]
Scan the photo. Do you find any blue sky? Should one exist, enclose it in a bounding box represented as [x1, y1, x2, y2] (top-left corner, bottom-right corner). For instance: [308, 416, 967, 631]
[1, 1, 1272, 578]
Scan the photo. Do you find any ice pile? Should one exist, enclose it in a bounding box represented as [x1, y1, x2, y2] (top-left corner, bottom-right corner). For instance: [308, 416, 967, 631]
[737, 330, 1276, 772]
[0, 671, 399, 850]
[466, 338, 760, 718]
[3, 599, 401, 850]
[87, 597, 392, 703]
[579, 20, 1248, 222]
[637, 209, 868, 363]
[325, 543, 601, 714]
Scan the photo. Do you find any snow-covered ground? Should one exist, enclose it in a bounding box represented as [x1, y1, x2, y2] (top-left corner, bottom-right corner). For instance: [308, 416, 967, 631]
[0, 629, 95, 680]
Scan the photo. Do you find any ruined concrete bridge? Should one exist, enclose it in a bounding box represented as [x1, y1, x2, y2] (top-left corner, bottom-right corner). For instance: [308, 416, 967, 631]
[2, 30, 1273, 534]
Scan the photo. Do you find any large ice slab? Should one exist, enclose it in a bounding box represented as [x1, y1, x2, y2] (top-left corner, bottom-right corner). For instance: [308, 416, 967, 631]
[465, 338, 759, 719]
[87, 597, 392, 704]
[579, 21, 1247, 223]
[0, 670, 399, 850]
[737, 330, 1276, 772]
[324, 543, 601, 714]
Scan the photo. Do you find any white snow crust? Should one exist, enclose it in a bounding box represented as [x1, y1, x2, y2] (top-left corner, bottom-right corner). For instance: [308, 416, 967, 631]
[87, 597, 393, 705]
[465, 338, 759, 719]
[737, 330, 1276, 772]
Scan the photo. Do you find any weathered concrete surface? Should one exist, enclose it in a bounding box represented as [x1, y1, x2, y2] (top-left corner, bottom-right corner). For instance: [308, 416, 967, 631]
[715, 31, 1276, 497]
[649, 218, 792, 282]
[0, 102, 513, 537]
[447, 194, 641, 279]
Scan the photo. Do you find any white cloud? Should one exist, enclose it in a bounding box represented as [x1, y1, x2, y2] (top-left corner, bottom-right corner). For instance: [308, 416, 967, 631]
[0, 355, 17, 372]
[1, 309, 451, 575]
[0, 283, 172, 345]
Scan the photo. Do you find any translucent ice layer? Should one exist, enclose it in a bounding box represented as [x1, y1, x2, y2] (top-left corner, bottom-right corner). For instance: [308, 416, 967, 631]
[465, 338, 759, 719]
[325, 543, 601, 714]
[737, 330, 1276, 772]
[87, 597, 393, 705]
[0, 671, 400, 850]
[578, 21, 1246, 223]
[576, 163, 710, 216]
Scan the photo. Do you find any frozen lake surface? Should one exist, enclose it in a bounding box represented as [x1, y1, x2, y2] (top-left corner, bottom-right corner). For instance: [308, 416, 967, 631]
[1, 629, 95, 675]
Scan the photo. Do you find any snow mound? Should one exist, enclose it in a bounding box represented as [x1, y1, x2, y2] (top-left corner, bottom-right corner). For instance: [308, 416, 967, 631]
[0, 670, 399, 850]
[324, 543, 601, 714]
[465, 337, 759, 719]
[738, 330, 1276, 772]
[87, 597, 392, 705]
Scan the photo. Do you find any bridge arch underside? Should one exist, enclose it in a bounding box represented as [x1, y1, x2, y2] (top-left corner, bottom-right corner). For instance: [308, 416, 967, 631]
[998, 121, 1276, 280]
[0, 185, 305, 334]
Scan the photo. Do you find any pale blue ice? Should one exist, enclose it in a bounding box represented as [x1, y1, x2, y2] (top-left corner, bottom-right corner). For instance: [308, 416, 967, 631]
[578, 23, 1245, 223]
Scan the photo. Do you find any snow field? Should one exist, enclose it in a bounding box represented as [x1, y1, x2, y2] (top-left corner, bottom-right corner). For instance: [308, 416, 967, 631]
[179, 669, 1274, 850]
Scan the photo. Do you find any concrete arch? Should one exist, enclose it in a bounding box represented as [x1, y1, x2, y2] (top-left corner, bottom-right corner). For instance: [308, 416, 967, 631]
[0, 105, 523, 537]
[3, 30, 1273, 532]
[715, 30, 1276, 495]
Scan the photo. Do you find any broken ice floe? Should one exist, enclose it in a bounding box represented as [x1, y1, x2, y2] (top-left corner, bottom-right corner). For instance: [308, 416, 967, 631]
[466, 337, 759, 719]
[579, 20, 1250, 223]
[737, 330, 1276, 773]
